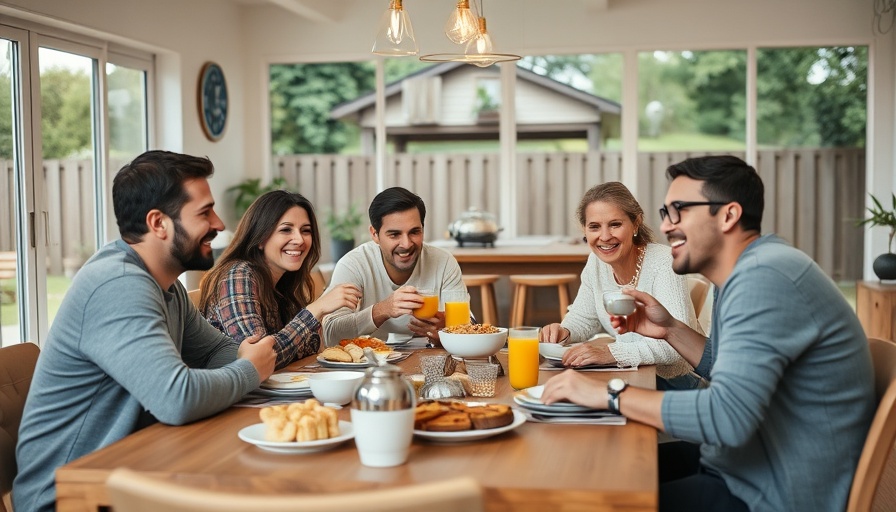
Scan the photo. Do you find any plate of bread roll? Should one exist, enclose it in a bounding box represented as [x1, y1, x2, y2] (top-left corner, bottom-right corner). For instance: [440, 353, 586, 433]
[413, 400, 526, 442]
[238, 400, 354, 454]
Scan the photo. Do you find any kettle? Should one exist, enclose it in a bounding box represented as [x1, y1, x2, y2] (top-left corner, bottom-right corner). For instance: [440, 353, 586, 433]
[448, 207, 503, 247]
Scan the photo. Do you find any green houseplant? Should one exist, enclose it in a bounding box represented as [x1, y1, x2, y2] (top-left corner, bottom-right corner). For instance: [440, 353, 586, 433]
[325, 204, 364, 262]
[858, 193, 896, 280]
[227, 177, 289, 219]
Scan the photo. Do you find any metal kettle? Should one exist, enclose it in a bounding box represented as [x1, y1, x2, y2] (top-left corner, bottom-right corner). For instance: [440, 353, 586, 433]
[448, 207, 503, 247]
[351, 365, 415, 412]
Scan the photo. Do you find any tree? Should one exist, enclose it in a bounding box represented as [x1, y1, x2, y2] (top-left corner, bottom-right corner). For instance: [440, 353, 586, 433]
[269, 62, 375, 155]
[40, 67, 92, 158]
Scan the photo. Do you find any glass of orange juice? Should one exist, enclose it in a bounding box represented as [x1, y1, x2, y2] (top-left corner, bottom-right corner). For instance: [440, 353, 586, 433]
[443, 290, 470, 327]
[412, 289, 439, 319]
[508, 326, 540, 390]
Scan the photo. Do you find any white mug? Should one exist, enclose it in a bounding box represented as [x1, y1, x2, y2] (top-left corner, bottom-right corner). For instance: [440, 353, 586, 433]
[350, 408, 414, 467]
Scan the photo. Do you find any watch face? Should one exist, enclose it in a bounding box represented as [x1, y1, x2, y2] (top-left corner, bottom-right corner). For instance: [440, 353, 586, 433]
[608, 378, 627, 393]
[199, 62, 228, 141]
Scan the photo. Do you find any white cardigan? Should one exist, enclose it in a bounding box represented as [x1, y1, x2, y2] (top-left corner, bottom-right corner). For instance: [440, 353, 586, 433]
[561, 243, 703, 379]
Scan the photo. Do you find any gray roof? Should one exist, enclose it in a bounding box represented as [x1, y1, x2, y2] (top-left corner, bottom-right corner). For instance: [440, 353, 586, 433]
[330, 61, 621, 119]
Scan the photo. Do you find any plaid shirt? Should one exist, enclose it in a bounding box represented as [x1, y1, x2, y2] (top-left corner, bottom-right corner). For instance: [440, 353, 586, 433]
[203, 261, 320, 369]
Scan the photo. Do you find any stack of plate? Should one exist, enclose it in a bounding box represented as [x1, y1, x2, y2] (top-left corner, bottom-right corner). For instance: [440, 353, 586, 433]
[255, 372, 314, 398]
[513, 385, 617, 418]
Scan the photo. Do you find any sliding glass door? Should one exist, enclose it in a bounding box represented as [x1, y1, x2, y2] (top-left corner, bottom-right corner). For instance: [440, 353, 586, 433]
[0, 22, 151, 347]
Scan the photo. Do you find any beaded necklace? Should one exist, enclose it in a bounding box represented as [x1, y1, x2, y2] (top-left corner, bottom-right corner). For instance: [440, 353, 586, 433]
[617, 246, 645, 288]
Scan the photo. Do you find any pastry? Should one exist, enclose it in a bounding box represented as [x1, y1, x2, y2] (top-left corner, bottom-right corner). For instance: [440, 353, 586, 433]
[468, 404, 514, 430]
[343, 343, 364, 363]
[422, 411, 472, 432]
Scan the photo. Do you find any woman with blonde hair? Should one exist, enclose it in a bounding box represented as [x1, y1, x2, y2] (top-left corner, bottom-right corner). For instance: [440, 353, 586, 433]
[200, 190, 360, 369]
[540, 182, 703, 389]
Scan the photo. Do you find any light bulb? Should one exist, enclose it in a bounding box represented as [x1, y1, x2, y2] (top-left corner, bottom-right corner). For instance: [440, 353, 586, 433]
[371, 0, 418, 56]
[445, 0, 479, 44]
[464, 17, 498, 67]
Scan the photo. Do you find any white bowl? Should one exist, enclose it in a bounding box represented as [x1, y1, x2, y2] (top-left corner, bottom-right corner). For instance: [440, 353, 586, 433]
[308, 371, 364, 405]
[439, 327, 508, 358]
[538, 342, 568, 359]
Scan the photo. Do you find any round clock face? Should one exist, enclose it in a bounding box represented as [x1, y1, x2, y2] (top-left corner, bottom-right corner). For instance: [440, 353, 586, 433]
[198, 62, 228, 141]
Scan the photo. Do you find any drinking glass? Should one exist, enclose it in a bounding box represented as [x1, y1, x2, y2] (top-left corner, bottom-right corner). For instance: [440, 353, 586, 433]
[508, 326, 540, 390]
[465, 361, 499, 397]
[412, 289, 439, 319]
[443, 290, 471, 327]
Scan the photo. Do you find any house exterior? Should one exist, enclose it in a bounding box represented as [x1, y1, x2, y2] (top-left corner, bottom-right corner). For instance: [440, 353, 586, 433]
[330, 62, 621, 153]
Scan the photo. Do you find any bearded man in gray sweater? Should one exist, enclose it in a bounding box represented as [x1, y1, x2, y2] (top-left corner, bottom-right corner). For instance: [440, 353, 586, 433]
[543, 155, 874, 511]
[13, 151, 276, 512]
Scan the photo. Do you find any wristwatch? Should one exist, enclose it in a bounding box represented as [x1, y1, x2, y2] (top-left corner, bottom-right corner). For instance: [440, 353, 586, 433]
[607, 378, 628, 414]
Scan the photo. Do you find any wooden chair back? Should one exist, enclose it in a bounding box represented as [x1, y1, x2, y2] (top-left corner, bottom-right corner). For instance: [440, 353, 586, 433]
[848, 337, 896, 511]
[187, 289, 202, 308]
[107, 468, 484, 512]
[0, 342, 40, 512]
[687, 276, 710, 318]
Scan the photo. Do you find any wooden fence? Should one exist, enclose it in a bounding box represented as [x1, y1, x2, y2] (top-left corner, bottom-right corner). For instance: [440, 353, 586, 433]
[0, 148, 866, 280]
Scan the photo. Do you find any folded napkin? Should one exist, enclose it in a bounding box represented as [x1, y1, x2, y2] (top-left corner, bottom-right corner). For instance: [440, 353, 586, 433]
[518, 409, 626, 425]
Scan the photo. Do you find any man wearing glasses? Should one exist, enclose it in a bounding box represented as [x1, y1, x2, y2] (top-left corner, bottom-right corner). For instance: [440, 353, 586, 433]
[543, 155, 873, 512]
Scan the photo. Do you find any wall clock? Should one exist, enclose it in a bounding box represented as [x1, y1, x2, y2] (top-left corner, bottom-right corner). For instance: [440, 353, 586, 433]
[198, 62, 228, 141]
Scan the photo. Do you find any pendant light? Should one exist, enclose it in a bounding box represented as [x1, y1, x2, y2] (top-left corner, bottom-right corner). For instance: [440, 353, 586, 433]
[444, 0, 479, 44]
[420, 0, 520, 66]
[371, 0, 418, 57]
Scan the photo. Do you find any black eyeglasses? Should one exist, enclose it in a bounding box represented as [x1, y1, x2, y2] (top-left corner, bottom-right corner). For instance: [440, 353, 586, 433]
[659, 201, 728, 224]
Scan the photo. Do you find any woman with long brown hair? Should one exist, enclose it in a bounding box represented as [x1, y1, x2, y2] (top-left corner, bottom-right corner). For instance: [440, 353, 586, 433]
[200, 190, 360, 369]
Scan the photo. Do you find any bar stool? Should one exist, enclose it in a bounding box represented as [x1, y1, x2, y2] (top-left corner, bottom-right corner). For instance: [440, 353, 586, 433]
[509, 274, 577, 327]
[462, 274, 500, 326]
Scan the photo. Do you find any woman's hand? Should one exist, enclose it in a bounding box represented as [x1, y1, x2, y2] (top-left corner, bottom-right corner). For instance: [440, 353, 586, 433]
[306, 283, 362, 320]
[561, 343, 615, 367]
[539, 323, 570, 344]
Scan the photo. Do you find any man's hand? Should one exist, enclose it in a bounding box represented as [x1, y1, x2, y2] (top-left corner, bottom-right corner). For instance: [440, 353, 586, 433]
[409, 311, 446, 344]
[237, 334, 276, 381]
[609, 289, 675, 340]
[371, 286, 425, 327]
[541, 370, 607, 409]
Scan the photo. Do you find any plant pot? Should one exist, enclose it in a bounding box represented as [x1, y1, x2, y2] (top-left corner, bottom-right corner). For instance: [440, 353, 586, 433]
[331, 238, 355, 263]
[873, 253, 896, 280]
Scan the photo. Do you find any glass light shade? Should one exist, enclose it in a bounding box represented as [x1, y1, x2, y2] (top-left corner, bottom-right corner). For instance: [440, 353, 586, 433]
[371, 0, 418, 56]
[464, 17, 498, 67]
[444, 0, 479, 44]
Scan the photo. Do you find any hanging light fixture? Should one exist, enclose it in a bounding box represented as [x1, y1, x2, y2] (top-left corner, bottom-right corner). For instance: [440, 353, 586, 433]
[371, 0, 418, 57]
[444, 0, 479, 44]
[419, 0, 520, 66]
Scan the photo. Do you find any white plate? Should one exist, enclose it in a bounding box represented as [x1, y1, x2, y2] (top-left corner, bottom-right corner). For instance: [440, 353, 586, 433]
[514, 402, 615, 417]
[513, 385, 595, 413]
[316, 352, 402, 368]
[413, 410, 526, 442]
[238, 421, 354, 454]
[261, 372, 312, 390]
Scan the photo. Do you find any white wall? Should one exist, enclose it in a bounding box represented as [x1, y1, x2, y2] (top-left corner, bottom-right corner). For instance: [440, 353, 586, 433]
[2, 0, 894, 278]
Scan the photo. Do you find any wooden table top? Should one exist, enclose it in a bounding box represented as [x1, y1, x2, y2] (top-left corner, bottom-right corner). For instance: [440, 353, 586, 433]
[55, 350, 657, 512]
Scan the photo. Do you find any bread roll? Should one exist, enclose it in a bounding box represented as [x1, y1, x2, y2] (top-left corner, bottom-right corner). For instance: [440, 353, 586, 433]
[321, 347, 352, 362]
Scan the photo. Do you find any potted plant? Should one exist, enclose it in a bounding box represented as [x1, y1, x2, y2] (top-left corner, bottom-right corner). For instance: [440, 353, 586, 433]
[227, 177, 289, 219]
[859, 193, 896, 280]
[326, 204, 364, 262]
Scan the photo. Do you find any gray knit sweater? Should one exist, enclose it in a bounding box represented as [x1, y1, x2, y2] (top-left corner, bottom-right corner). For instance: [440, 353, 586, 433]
[13, 240, 259, 512]
[662, 235, 874, 511]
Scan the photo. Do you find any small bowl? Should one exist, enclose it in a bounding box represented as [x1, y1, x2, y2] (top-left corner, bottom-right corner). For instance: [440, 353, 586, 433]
[538, 342, 568, 360]
[439, 327, 508, 359]
[308, 371, 364, 405]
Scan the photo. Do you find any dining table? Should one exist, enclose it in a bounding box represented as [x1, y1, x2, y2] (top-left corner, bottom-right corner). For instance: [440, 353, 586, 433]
[55, 349, 658, 512]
